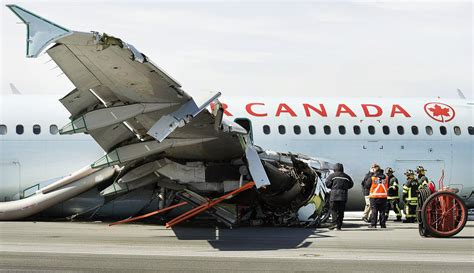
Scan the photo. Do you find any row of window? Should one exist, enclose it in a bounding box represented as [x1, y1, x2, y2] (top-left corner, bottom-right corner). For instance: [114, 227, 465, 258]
[262, 125, 474, 136]
[0, 124, 59, 135]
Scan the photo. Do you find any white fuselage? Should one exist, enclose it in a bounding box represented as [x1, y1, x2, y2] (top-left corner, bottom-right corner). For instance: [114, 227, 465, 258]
[0, 94, 473, 210]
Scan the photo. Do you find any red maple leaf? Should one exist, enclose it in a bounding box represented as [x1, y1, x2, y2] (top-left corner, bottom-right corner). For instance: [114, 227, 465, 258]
[428, 104, 450, 117]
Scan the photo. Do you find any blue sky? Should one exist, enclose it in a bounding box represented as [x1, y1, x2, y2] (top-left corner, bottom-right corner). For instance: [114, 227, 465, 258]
[1, 0, 472, 98]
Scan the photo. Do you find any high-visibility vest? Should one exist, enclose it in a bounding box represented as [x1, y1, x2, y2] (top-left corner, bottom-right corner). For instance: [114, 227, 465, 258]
[369, 176, 388, 198]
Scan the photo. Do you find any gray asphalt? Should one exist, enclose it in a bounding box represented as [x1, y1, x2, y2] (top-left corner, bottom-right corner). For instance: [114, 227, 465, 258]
[1, 216, 473, 273]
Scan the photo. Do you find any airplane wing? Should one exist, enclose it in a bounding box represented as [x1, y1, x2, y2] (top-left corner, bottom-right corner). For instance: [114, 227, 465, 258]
[7, 5, 246, 166]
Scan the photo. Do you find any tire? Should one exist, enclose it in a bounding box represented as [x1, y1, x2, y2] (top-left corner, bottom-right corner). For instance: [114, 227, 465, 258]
[421, 191, 468, 238]
[417, 187, 431, 237]
[418, 222, 429, 237]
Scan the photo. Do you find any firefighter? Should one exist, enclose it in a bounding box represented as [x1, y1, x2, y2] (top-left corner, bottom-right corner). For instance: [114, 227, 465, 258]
[385, 167, 402, 221]
[416, 166, 429, 189]
[402, 170, 419, 223]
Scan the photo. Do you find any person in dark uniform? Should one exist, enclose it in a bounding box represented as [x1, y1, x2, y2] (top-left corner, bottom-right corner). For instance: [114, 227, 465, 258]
[325, 163, 354, 230]
[385, 167, 402, 221]
[402, 170, 419, 223]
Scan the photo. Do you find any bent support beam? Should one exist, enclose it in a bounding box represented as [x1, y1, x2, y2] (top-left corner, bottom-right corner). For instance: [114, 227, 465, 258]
[108, 201, 188, 226]
[165, 181, 256, 228]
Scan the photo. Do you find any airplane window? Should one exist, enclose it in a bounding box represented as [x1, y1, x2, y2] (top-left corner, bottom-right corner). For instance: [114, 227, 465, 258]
[353, 125, 361, 135]
[368, 125, 375, 135]
[453, 126, 461, 136]
[468, 126, 474, 135]
[263, 125, 271, 135]
[440, 126, 447, 135]
[278, 125, 286, 135]
[33, 124, 41, 135]
[382, 125, 390, 135]
[324, 125, 331, 135]
[50, 125, 59, 135]
[338, 125, 346, 135]
[308, 125, 316, 135]
[411, 126, 419, 135]
[16, 125, 24, 135]
[0, 125, 6, 135]
[397, 126, 404, 135]
[425, 126, 433, 136]
[293, 125, 301, 135]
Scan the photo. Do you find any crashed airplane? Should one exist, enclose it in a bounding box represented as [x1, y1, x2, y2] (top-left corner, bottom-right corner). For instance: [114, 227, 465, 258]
[0, 5, 333, 228]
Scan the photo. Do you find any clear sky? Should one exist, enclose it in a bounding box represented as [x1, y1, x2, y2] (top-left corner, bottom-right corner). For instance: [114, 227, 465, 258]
[1, 0, 472, 99]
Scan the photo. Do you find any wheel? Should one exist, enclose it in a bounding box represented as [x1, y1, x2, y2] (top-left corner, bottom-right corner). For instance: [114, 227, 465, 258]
[418, 222, 429, 237]
[421, 191, 468, 238]
[417, 187, 431, 237]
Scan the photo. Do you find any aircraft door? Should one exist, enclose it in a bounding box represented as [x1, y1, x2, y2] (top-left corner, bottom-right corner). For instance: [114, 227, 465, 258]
[0, 161, 21, 201]
[362, 140, 384, 165]
[234, 118, 253, 142]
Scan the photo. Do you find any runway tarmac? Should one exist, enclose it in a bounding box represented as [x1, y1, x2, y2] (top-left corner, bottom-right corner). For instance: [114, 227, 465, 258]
[1, 215, 473, 273]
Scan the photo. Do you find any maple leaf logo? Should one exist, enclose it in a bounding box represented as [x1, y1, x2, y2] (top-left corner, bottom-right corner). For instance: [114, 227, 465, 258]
[429, 104, 450, 117]
[424, 102, 455, 123]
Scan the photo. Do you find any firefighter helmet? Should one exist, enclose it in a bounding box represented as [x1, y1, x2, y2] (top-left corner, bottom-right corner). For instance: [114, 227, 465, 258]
[404, 169, 415, 177]
[416, 166, 426, 174]
[385, 167, 394, 174]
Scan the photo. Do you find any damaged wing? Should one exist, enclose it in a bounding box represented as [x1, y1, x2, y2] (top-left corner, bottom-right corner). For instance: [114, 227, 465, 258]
[7, 5, 246, 163]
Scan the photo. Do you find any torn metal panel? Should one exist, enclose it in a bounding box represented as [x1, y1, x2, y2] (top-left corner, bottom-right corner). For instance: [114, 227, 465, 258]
[147, 93, 221, 142]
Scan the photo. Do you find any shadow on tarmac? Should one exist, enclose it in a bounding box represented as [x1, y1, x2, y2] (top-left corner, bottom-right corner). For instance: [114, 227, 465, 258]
[171, 226, 331, 251]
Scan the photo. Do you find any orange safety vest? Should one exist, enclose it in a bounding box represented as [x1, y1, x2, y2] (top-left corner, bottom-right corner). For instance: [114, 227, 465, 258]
[369, 176, 388, 198]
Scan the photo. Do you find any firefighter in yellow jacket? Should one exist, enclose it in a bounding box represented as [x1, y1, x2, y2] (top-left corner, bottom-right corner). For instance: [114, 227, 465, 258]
[385, 167, 402, 221]
[416, 166, 429, 189]
[402, 170, 419, 223]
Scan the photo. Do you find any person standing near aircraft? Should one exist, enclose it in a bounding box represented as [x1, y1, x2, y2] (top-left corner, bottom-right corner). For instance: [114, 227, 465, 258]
[416, 166, 429, 189]
[385, 168, 402, 222]
[367, 168, 388, 228]
[325, 163, 354, 230]
[402, 170, 419, 223]
[361, 164, 379, 222]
